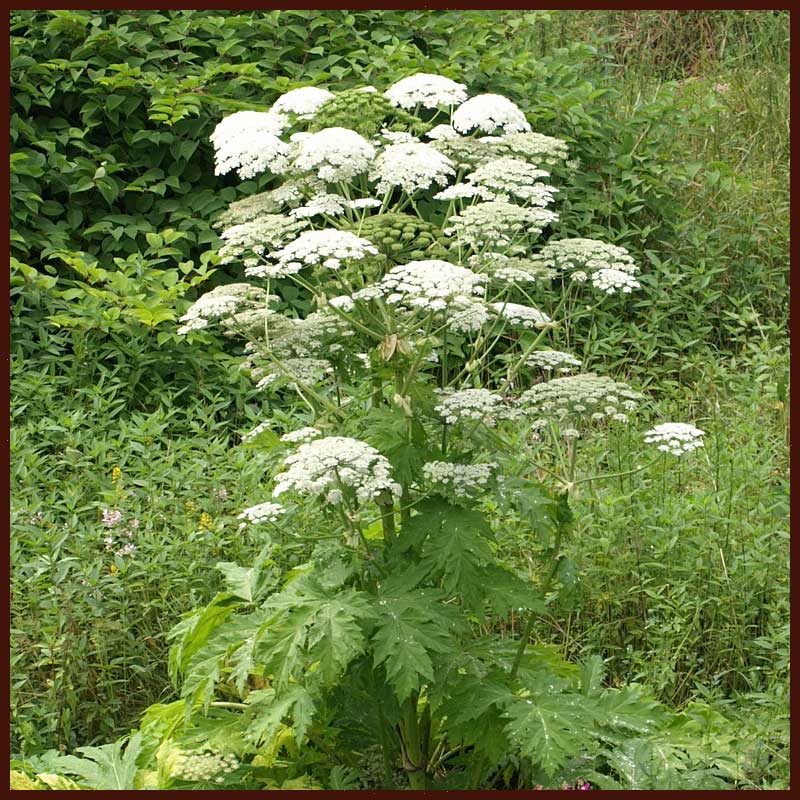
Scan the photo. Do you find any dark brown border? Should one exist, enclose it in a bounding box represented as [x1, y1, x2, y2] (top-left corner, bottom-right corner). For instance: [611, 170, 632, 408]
[4, 3, 795, 797]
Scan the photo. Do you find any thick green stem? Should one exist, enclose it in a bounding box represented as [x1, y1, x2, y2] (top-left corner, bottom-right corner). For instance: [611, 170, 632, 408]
[510, 521, 564, 681]
[399, 695, 427, 789]
[466, 751, 486, 790]
[371, 671, 395, 787]
[378, 491, 396, 548]
[372, 375, 383, 408]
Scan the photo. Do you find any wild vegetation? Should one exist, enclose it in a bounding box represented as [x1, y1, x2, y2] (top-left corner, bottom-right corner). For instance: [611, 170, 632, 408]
[10, 10, 789, 790]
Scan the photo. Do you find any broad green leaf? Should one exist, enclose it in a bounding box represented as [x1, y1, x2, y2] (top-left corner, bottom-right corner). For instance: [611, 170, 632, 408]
[579, 654, 606, 696]
[47, 732, 143, 789]
[418, 502, 494, 609]
[167, 593, 240, 682]
[595, 684, 667, 737]
[181, 614, 260, 712]
[245, 686, 316, 748]
[481, 565, 545, 617]
[371, 588, 457, 702]
[504, 692, 597, 777]
[258, 576, 373, 691]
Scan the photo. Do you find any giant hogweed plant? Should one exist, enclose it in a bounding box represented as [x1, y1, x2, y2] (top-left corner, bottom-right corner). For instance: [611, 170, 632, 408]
[19, 75, 737, 791]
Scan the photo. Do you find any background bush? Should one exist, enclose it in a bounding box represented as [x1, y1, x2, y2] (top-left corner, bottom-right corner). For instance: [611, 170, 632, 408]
[10, 9, 788, 786]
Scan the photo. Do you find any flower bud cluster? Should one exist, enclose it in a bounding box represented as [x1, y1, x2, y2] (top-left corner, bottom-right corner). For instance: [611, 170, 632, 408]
[170, 748, 240, 783]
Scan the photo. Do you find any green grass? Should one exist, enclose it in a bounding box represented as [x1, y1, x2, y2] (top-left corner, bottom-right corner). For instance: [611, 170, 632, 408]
[10, 366, 274, 752]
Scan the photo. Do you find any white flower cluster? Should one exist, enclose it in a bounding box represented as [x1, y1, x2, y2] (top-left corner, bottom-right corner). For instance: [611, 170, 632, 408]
[170, 749, 240, 783]
[210, 111, 290, 179]
[422, 461, 495, 498]
[347, 197, 382, 210]
[214, 191, 281, 227]
[219, 215, 308, 264]
[272, 177, 326, 207]
[242, 420, 270, 443]
[533, 238, 638, 278]
[518, 373, 643, 424]
[466, 158, 555, 204]
[292, 127, 376, 182]
[448, 298, 491, 333]
[379, 260, 485, 312]
[469, 253, 556, 285]
[434, 388, 502, 425]
[434, 183, 487, 201]
[445, 201, 558, 251]
[591, 267, 641, 294]
[238, 502, 286, 528]
[271, 86, 334, 117]
[426, 123, 459, 141]
[452, 93, 531, 135]
[370, 142, 455, 195]
[273, 436, 401, 505]
[491, 302, 552, 329]
[482, 131, 570, 166]
[177, 284, 270, 335]
[526, 350, 582, 373]
[377, 128, 419, 145]
[221, 304, 280, 338]
[431, 136, 494, 170]
[644, 422, 705, 456]
[385, 72, 467, 109]
[256, 229, 378, 278]
[256, 357, 333, 389]
[280, 426, 322, 443]
[247, 310, 350, 359]
[289, 193, 346, 219]
[328, 294, 356, 312]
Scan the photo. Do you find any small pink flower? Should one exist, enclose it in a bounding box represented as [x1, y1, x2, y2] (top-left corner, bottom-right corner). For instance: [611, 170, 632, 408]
[102, 509, 123, 527]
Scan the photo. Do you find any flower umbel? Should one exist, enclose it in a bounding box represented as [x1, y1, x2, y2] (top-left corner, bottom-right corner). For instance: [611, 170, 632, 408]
[273, 436, 402, 505]
[384, 72, 467, 109]
[237, 502, 286, 527]
[434, 388, 503, 425]
[258, 229, 378, 278]
[292, 127, 376, 182]
[210, 111, 290, 179]
[644, 422, 705, 456]
[452, 93, 531, 135]
[518, 373, 643, 425]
